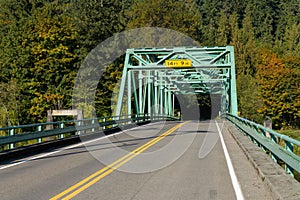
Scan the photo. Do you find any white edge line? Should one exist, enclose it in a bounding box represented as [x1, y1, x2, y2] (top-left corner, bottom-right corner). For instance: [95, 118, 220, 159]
[0, 121, 165, 170]
[215, 120, 244, 200]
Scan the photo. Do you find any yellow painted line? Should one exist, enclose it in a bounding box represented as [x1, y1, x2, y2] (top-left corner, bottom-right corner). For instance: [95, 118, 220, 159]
[50, 122, 187, 200]
[62, 125, 181, 200]
[50, 123, 182, 200]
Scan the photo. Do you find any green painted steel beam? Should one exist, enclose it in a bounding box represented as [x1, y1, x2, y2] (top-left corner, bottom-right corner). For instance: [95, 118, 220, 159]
[115, 46, 238, 117]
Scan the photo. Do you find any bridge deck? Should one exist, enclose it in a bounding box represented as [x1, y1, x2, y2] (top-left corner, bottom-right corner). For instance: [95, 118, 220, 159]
[0, 121, 273, 200]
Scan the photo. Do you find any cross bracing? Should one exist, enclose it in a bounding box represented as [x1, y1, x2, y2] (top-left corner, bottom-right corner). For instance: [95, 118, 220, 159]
[115, 46, 238, 118]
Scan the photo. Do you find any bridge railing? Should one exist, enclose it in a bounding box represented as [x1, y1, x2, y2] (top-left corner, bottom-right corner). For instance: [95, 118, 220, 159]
[0, 114, 178, 152]
[225, 113, 300, 177]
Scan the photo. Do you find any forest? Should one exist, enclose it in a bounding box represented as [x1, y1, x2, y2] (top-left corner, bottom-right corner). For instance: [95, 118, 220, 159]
[0, 0, 299, 130]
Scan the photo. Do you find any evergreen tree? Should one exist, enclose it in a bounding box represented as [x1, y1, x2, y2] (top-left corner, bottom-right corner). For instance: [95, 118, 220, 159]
[216, 10, 230, 45]
[235, 4, 257, 76]
[0, 0, 299, 130]
[125, 0, 202, 42]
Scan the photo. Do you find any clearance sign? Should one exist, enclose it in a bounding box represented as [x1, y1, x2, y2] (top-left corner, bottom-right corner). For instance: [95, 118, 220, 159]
[165, 59, 192, 68]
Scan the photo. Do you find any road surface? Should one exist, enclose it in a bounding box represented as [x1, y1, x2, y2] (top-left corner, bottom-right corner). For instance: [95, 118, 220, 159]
[0, 120, 273, 200]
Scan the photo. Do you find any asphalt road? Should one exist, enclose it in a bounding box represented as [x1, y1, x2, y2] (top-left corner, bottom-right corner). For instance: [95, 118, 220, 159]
[0, 120, 273, 200]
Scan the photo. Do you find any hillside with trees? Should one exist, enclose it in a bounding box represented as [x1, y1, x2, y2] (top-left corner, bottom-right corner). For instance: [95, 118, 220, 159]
[0, 0, 299, 130]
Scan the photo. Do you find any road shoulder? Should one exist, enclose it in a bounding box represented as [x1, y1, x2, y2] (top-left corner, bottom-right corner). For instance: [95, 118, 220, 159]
[223, 120, 300, 200]
[218, 120, 274, 200]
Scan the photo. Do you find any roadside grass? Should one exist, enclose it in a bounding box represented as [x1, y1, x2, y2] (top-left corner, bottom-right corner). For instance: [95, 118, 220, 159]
[278, 130, 300, 141]
[277, 129, 300, 156]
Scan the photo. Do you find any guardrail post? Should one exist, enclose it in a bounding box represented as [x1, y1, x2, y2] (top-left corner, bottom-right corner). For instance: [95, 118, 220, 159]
[122, 116, 125, 126]
[77, 121, 82, 135]
[103, 118, 106, 130]
[91, 119, 95, 133]
[117, 116, 120, 126]
[253, 138, 259, 146]
[112, 116, 116, 128]
[285, 141, 294, 176]
[270, 134, 278, 144]
[270, 153, 278, 163]
[37, 125, 42, 143]
[286, 165, 294, 177]
[259, 129, 267, 152]
[129, 115, 132, 124]
[59, 122, 64, 139]
[285, 141, 293, 153]
[9, 128, 14, 149]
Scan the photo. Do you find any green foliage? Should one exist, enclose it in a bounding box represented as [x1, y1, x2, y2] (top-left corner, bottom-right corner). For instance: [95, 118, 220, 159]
[216, 10, 230, 45]
[69, 0, 130, 118]
[256, 51, 300, 129]
[28, 3, 79, 121]
[95, 62, 123, 117]
[237, 74, 263, 123]
[126, 0, 202, 41]
[282, 22, 300, 57]
[76, 102, 96, 119]
[71, 0, 131, 60]
[0, 79, 21, 127]
[278, 130, 300, 141]
[0, 0, 299, 131]
[234, 5, 258, 76]
[0, 0, 80, 123]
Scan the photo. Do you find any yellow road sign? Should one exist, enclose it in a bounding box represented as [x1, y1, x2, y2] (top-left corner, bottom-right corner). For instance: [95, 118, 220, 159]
[165, 59, 192, 68]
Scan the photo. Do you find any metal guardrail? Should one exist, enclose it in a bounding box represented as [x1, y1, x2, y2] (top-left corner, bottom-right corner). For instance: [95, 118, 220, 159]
[225, 113, 300, 177]
[0, 114, 178, 152]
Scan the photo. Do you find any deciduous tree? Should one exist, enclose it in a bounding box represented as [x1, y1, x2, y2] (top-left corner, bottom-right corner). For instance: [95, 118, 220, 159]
[256, 51, 300, 129]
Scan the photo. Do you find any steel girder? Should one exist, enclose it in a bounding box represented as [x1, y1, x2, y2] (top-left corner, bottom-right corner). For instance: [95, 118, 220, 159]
[115, 46, 238, 117]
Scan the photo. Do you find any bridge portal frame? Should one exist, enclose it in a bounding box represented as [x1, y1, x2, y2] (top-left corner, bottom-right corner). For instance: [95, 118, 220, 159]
[115, 46, 238, 118]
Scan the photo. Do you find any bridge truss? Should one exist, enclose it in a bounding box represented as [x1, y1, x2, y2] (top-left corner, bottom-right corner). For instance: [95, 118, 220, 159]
[115, 46, 238, 118]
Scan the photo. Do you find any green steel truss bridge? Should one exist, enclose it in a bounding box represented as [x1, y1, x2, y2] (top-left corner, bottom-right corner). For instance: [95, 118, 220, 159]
[1, 46, 300, 199]
[115, 46, 238, 118]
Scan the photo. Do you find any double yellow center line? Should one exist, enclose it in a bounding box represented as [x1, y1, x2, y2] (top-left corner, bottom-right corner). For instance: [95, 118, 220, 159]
[50, 121, 187, 200]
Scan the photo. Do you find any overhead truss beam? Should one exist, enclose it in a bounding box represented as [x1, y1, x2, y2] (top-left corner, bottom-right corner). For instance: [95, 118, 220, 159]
[115, 46, 238, 118]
